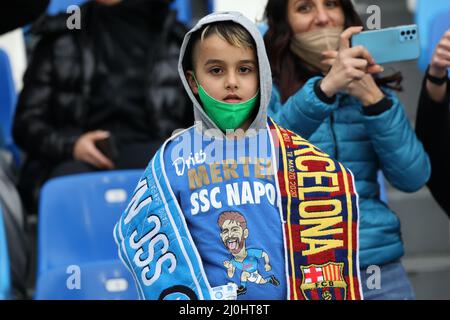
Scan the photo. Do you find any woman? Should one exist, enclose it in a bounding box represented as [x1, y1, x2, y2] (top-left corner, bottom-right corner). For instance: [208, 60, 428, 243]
[264, 0, 430, 299]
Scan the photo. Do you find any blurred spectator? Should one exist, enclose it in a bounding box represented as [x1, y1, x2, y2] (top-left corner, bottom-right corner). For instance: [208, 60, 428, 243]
[13, 0, 194, 213]
[416, 29, 450, 217]
[0, 153, 28, 299]
[0, 0, 49, 35]
[0, 0, 49, 300]
[264, 0, 430, 299]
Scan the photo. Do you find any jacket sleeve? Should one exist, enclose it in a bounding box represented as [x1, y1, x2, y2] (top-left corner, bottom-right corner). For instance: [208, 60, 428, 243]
[268, 76, 338, 139]
[12, 36, 80, 163]
[415, 76, 450, 216]
[363, 89, 431, 193]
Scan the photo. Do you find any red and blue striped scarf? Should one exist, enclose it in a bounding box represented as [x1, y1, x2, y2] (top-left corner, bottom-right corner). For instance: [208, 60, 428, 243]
[269, 118, 362, 300]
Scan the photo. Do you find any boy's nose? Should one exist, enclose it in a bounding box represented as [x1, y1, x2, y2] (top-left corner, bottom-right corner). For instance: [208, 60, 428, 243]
[225, 74, 238, 90]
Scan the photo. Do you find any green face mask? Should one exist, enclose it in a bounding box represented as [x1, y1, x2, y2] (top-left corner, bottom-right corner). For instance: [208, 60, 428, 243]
[193, 75, 260, 132]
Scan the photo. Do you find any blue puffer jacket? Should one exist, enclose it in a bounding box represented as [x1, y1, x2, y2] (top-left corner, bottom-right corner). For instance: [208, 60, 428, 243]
[269, 76, 431, 268]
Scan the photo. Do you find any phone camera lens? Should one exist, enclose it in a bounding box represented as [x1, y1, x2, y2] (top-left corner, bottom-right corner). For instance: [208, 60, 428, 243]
[406, 30, 411, 35]
[412, 30, 416, 35]
[401, 31, 405, 36]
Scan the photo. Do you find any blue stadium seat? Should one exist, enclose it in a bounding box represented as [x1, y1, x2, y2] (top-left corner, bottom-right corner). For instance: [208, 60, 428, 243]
[0, 206, 11, 300]
[47, 0, 86, 15]
[415, 0, 450, 71]
[171, 0, 193, 26]
[0, 49, 20, 165]
[257, 23, 268, 36]
[35, 261, 137, 300]
[35, 170, 143, 300]
[428, 11, 450, 75]
[171, 0, 214, 26]
[207, 0, 214, 13]
[172, 0, 192, 26]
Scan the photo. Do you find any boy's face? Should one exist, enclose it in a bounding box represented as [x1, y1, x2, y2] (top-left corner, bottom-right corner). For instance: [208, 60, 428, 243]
[187, 34, 259, 104]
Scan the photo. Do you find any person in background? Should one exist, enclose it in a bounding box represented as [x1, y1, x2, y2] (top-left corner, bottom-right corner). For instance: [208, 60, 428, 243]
[415, 29, 450, 217]
[13, 0, 194, 213]
[0, 0, 49, 35]
[264, 0, 430, 299]
[0, 155, 28, 299]
[0, 0, 51, 299]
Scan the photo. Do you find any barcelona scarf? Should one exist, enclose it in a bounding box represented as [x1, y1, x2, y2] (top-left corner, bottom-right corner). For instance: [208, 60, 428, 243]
[268, 118, 362, 300]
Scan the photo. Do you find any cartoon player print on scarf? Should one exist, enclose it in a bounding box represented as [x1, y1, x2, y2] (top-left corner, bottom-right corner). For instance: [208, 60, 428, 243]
[217, 211, 280, 296]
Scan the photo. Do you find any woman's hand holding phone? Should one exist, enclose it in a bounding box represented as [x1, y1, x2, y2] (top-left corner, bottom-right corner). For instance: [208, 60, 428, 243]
[320, 26, 384, 98]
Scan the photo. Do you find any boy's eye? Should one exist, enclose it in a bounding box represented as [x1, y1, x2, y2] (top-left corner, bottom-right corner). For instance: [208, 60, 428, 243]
[239, 66, 252, 74]
[209, 67, 223, 75]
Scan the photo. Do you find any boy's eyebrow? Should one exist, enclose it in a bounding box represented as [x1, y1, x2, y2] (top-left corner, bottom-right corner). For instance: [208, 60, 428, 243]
[204, 59, 257, 66]
[205, 59, 224, 66]
[240, 59, 257, 65]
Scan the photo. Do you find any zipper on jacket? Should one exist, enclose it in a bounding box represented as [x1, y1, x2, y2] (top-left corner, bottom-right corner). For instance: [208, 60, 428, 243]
[329, 113, 339, 160]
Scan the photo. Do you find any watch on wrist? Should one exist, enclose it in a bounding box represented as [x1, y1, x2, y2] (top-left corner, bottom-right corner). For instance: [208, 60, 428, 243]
[426, 66, 448, 86]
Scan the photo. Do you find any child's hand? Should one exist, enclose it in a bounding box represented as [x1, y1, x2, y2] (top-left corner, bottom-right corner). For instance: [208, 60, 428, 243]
[265, 263, 272, 272]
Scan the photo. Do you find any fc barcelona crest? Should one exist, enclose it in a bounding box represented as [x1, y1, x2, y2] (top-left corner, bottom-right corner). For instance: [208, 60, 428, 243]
[300, 262, 347, 300]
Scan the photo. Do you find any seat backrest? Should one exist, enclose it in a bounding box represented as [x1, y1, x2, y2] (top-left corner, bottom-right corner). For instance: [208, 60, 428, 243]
[415, 0, 450, 71]
[171, 0, 192, 26]
[428, 11, 450, 75]
[0, 206, 11, 300]
[0, 49, 16, 149]
[37, 170, 143, 276]
[34, 260, 139, 300]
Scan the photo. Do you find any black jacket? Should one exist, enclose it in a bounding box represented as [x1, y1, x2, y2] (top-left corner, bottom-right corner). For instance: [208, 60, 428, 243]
[13, 2, 193, 167]
[415, 74, 450, 217]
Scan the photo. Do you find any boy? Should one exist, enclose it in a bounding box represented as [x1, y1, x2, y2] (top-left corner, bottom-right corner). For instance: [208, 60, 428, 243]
[114, 12, 362, 300]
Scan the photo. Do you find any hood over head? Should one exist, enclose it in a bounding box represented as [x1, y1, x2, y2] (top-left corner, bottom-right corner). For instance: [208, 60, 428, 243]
[178, 12, 272, 137]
